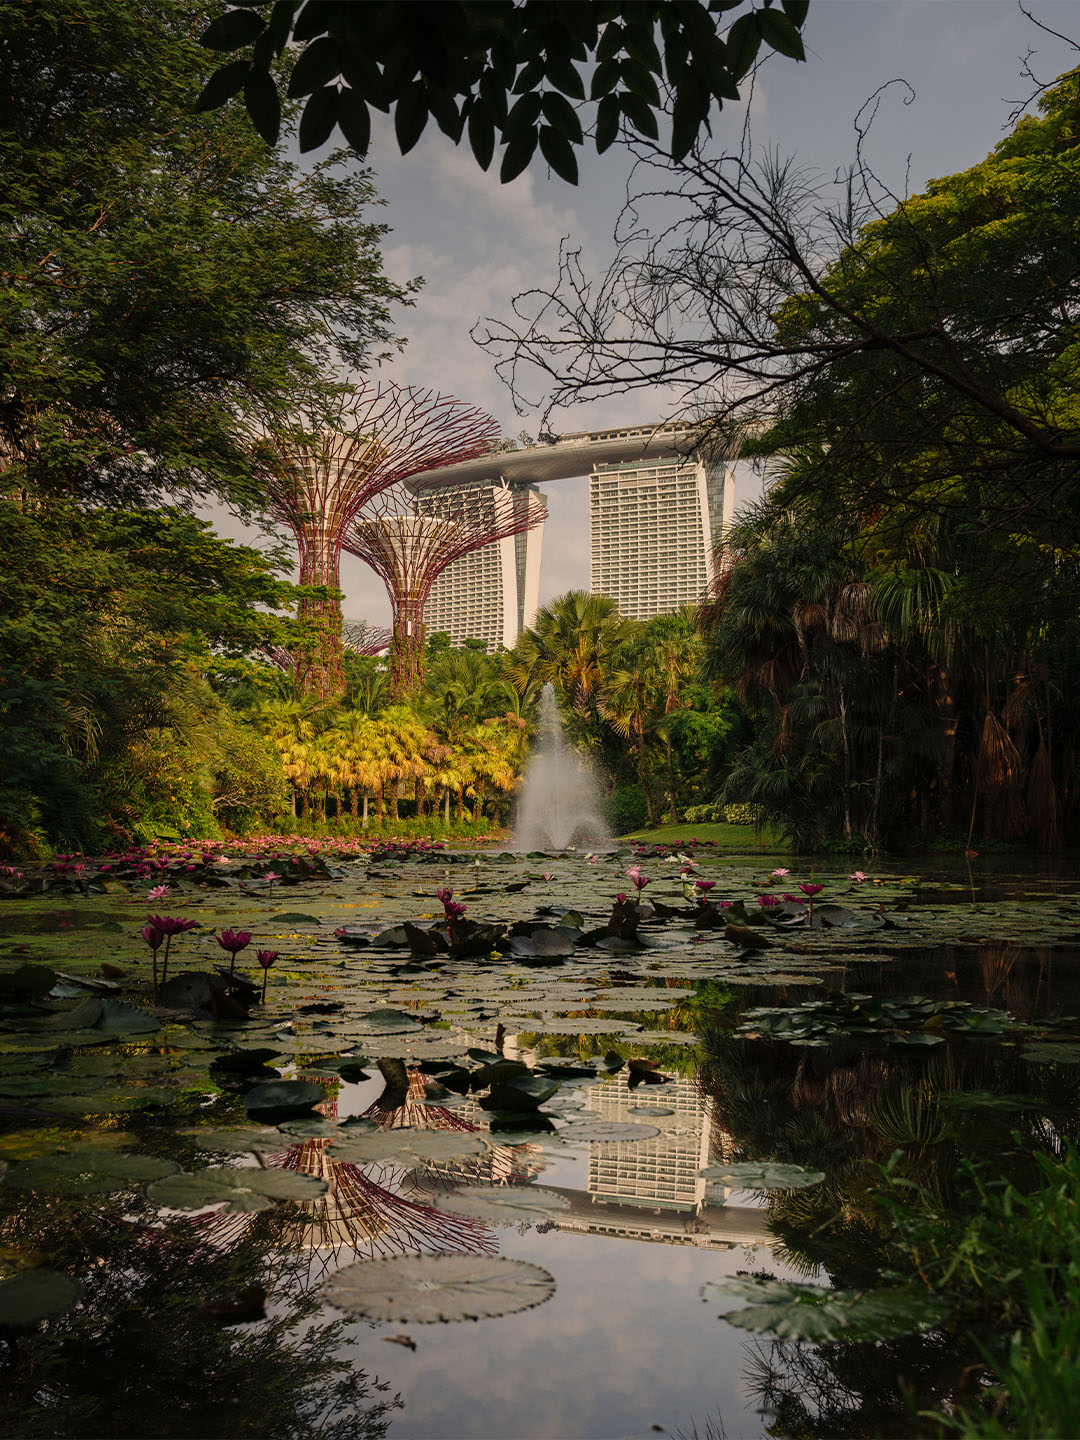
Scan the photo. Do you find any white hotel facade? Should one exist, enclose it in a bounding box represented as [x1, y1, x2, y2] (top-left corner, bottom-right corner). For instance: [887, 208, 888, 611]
[411, 424, 735, 648]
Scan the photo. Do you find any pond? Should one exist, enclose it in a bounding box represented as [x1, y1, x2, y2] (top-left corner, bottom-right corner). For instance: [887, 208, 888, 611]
[1, 840, 1078, 1438]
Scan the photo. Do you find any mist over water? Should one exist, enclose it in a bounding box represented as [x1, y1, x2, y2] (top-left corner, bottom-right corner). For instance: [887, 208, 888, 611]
[515, 683, 609, 851]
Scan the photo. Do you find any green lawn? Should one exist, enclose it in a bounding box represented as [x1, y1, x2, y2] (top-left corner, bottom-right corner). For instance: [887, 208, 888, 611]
[619, 821, 789, 852]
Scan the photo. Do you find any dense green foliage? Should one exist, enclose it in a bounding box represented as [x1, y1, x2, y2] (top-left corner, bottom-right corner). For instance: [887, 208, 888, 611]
[194, 0, 809, 182]
[511, 591, 744, 828]
[0, 0, 414, 856]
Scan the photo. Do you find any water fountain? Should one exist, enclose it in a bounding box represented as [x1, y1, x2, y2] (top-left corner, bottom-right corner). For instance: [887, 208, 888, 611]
[515, 683, 609, 851]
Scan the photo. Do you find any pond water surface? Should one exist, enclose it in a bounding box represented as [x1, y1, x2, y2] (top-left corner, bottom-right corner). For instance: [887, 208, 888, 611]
[1, 842, 1078, 1439]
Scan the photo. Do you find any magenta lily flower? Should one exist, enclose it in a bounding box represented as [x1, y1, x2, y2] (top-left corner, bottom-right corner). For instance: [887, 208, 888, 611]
[799, 882, 824, 925]
[147, 884, 171, 902]
[256, 949, 279, 1003]
[758, 893, 782, 908]
[216, 927, 253, 980]
[140, 923, 165, 999]
[145, 914, 197, 992]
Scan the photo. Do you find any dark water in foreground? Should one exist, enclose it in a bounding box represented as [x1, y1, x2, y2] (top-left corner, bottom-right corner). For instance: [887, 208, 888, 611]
[1, 845, 1078, 1439]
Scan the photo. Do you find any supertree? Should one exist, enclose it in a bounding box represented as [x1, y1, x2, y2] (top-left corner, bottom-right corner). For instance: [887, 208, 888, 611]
[261, 623, 391, 696]
[254, 384, 500, 699]
[343, 477, 547, 698]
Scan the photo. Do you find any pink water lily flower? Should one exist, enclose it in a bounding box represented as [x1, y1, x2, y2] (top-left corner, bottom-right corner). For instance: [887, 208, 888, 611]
[758, 894, 782, 908]
[217, 927, 252, 980]
[147, 884, 171, 901]
[850, 871, 868, 883]
[256, 949, 279, 1003]
[770, 868, 790, 879]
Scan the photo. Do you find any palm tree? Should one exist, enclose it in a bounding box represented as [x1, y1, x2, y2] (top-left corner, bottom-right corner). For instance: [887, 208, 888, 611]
[512, 590, 633, 721]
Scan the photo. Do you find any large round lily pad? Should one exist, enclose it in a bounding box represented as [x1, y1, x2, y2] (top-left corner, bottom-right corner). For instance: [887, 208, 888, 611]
[323, 1254, 557, 1323]
[698, 1161, 826, 1190]
[0, 1268, 82, 1325]
[328, 1130, 488, 1166]
[244, 1080, 328, 1116]
[556, 1120, 661, 1144]
[147, 1165, 328, 1213]
[701, 1276, 947, 1342]
[435, 1185, 570, 1223]
[5, 1149, 180, 1196]
[180, 1127, 286, 1154]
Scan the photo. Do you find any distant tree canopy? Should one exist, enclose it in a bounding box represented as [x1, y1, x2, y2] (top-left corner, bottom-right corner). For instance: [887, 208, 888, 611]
[194, 0, 809, 184]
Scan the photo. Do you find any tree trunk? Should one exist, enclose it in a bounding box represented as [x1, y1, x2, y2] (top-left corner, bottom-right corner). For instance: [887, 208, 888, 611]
[838, 683, 852, 842]
[931, 664, 958, 834]
[444, 790, 450, 824]
[362, 794, 369, 828]
[665, 731, 679, 824]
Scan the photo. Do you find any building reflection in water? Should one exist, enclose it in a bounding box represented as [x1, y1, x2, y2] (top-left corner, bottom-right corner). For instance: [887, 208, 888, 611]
[548, 1071, 773, 1250]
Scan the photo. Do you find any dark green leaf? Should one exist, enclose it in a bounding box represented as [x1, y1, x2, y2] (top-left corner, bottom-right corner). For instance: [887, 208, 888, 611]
[781, 0, 811, 28]
[619, 91, 659, 140]
[244, 67, 281, 144]
[544, 57, 586, 100]
[622, 22, 663, 72]
[478, 68, 509, 126]
[299, 86, 340, 151]
[596, 20, 624, 63]
[504, 91, 543, 137]
[595, 92, 621, 153]
[467, 101, 496, 170]
[287, 36, 343, 97]
[511, 55, 545, 96]
[500, 126, 538, 184]
[394, 81, 429, 153]
[201, 8, 265, 52]
[590, 57, 621, 99]
[671, 76, 706, 161]
[195, 59, 252, 112]
[620, 58, 661, 107]
[338, 91, 371, 152]
[724, 13, 761, 79]
[541, 91, 584, 146]
[756, 8, 806, 61]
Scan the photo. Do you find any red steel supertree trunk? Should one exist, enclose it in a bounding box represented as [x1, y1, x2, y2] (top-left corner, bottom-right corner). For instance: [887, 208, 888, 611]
[343, 478, 547, 700]
[254, 385, 500, 699]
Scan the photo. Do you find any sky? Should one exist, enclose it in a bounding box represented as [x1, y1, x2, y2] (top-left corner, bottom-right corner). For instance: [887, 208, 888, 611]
[208, 1, 1078, 627]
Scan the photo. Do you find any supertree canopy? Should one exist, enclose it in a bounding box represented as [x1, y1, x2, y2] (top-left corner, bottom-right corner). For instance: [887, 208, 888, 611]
[343, 477, 547, 698]
[261, 623, 391, 696]
[255, 384, 500, 698]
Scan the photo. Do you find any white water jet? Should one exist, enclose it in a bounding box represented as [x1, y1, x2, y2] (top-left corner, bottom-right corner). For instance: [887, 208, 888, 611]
[515, 683, 609, 851]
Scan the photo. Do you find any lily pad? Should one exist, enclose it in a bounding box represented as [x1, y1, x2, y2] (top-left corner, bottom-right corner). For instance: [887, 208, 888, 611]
[435, 1184, 571, 1223]
[323, 1254, 557, 1323]
[147, 1165, 328, 1213]
[697, 1161, 825, 1190]
[244, 1080, 328, 1116]
[0, 1268, 82, 1325]
[328, 1130, 488, 1166]
[180, 1127, 286, 1153]
[5, 1149, 180, 1195]
[701, 1276, 948, 1342]
[556, 1120, 661, 1144]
